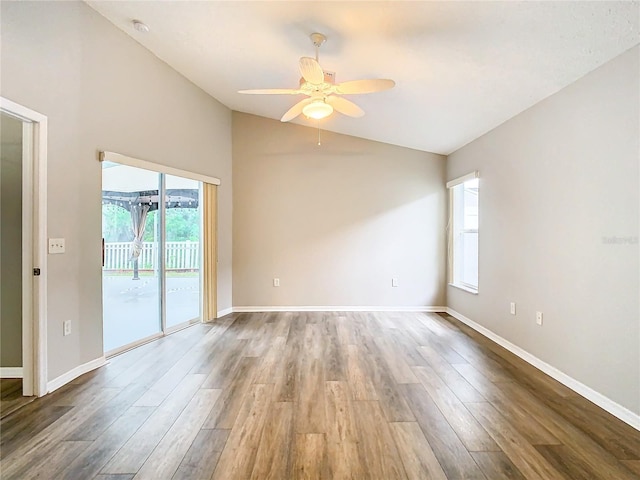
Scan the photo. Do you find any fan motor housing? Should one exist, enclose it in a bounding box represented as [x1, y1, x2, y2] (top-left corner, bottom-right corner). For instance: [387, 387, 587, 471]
[299, 71, 335, 88]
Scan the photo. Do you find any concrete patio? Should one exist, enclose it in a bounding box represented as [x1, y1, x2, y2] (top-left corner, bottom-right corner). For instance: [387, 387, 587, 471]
[102, 273, 200, 352]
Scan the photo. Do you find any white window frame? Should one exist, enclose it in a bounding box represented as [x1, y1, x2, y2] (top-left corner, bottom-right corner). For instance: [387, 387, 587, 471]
[447, 171, 479, 294]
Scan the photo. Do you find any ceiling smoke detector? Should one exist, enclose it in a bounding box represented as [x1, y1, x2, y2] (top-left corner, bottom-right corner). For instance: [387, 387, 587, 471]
[132, 20, 150, 33]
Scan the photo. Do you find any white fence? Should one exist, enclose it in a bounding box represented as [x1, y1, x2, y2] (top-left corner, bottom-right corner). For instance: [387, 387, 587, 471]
[104, 241, 200, 271]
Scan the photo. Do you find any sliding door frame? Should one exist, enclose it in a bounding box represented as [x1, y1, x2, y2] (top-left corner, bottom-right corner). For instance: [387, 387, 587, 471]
[158, 173, 167, 335]
[100, 151, 220, 355]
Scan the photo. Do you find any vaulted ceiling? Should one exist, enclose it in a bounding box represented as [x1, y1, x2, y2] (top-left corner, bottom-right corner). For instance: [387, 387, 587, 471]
[87, 1, 639, 155]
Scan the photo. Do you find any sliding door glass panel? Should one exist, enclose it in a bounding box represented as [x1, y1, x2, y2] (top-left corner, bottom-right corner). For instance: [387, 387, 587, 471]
[164, 174, 201, 329]
[102, 163, 161, 351]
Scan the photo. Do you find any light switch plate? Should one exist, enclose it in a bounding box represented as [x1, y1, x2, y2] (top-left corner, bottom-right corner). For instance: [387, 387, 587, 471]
[392, 277, 399, 287]
[49, 238, 65, 254]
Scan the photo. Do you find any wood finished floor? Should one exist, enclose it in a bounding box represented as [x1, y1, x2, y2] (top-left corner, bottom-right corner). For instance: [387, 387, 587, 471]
[1, 311, 639, 479]
[0, 378, 35, 420]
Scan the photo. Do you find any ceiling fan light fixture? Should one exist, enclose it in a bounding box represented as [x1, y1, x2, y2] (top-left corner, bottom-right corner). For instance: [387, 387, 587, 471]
[303, 100, 333, 120]
[240, 33, 393, 125]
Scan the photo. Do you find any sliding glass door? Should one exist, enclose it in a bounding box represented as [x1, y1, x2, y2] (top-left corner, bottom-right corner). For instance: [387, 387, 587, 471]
[102, 164, 162, 352]
[165, 175, 201, 329]
[102, 163, 202, 354]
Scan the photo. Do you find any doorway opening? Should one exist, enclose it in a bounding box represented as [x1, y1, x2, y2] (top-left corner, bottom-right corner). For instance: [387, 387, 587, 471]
[0, 97, 48, 411]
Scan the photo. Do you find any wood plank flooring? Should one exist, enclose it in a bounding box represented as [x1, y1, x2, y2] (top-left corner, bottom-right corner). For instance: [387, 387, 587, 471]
[1, 311, 639, 479]
[0, 378, 35, 419]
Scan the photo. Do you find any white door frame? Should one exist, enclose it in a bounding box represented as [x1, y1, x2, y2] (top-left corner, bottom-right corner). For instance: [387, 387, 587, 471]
[1, 97, 48, 397]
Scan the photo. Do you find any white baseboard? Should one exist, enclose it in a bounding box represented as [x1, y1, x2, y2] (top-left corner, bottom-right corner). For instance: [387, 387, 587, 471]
[445, 308, 640, 431]
[232, 306, 447, 313]
[0, 367, 23, 378]
[217, 307, 233, 318]
[47, 356, 106, 393]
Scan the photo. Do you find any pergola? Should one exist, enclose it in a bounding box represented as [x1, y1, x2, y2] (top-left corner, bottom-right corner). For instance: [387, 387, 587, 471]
[102, 188, 199, 279]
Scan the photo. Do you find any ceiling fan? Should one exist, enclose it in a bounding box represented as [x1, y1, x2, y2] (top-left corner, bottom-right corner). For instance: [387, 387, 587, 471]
[238, 33, 395, 122]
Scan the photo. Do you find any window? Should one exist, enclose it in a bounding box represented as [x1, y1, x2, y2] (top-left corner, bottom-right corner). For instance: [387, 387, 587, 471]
[448, 172, 479, 293]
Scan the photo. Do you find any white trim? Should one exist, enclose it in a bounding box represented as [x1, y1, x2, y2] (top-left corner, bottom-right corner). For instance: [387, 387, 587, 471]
[199, 185, 205, 323]
[1, 97, 48, 397]
[446, 170, 479, 189]
[100, 151, 221, 185]
[0, 367, 24, 378]
[46, 356, 106, 393]
[217, 307, 233, 318]
[445, 308, 640, 431]
[34, 115, 48, 397]
[233, 306, 447, 313]
[0, 98, 47, 123]
[448, 283, 479, 295]
[22, 120, 34, 395]
[159, 174, 167, 334]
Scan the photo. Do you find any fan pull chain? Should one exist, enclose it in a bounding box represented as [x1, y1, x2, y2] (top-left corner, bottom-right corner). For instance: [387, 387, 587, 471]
[317, 122, 321, 146]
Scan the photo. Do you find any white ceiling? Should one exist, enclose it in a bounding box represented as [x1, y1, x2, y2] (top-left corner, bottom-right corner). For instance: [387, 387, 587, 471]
[87, 1, 639, 155]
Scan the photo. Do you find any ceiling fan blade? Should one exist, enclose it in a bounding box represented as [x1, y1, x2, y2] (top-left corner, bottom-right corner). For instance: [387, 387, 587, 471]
[281, 98, 312, 122]
[299, 57, 325, 85]
[336, 79, 395, 94]
[326, 96, 365, 118]
[238, 88, 301, 95]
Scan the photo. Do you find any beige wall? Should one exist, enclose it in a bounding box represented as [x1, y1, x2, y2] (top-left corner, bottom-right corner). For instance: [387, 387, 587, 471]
[0, 114, 23, 367]
[233, 112, 446, 308]
[447, 47, 640, 414]
[1, 1, 232, 381]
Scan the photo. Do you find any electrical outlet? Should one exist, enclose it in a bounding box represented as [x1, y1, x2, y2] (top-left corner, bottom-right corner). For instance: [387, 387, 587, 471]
[392, 277, 399, 287]
[510, 302, 516, 315]
[273, 278, 280, 287]
[63, 320, 71, 336]
[536, 312, 543, 326]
